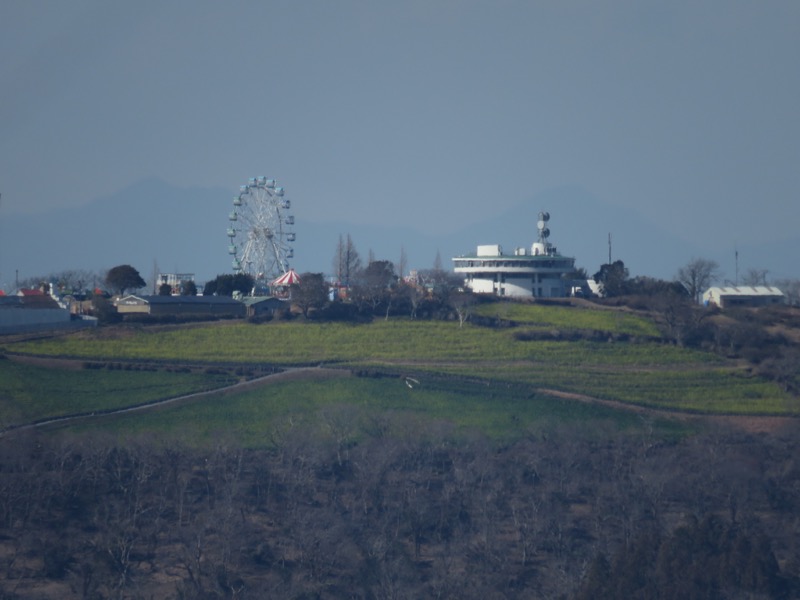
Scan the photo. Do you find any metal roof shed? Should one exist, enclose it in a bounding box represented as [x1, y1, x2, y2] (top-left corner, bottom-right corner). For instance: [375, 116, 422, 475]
[702, 286, 785, 308]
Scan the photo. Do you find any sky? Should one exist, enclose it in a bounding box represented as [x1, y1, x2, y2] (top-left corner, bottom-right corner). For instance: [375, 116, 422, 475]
[1, 1, 799, 269]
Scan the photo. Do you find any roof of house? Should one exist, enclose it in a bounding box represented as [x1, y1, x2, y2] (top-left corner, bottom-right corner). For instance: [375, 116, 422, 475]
[21, 295, 61, 309]
[239, 296, 286, 307]
[704, 286, 784, 297]
[0, 294, 61, 310]
[118, 294, 243, 305]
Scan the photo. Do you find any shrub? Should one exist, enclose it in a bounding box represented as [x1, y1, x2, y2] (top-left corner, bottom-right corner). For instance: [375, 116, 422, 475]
[318, 301, 360, 322]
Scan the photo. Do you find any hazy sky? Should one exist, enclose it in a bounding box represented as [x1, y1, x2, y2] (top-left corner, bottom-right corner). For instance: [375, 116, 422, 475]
[2, 1, 799, 247]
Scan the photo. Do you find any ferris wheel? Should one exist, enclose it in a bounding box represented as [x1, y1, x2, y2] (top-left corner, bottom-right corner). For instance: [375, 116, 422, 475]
[227, 177, 295, 282]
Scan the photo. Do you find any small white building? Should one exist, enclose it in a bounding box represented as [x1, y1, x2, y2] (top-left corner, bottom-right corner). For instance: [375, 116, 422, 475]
[452, 212, 576, 298]
[702, 286, 785, 308]
[157, 273, 196, 295]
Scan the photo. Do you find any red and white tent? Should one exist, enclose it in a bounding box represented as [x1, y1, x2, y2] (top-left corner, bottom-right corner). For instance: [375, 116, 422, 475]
[271, 269, 301, 286]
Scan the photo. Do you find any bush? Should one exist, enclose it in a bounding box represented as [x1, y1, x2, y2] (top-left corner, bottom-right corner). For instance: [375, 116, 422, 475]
[317, 301, 361, 322]
[513, 329, 626, 343]
[246, 313, 273, 324]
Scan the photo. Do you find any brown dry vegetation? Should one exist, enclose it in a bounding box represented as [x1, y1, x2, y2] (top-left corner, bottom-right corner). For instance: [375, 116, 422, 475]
[1, 421, 799, 600]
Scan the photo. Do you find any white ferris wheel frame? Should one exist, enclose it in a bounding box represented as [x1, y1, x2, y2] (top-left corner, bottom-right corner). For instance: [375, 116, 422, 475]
[227, 177, 295, 282]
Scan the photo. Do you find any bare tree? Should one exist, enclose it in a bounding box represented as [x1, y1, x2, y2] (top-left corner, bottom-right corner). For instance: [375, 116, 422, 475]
[774, 278, 800, 305]
[291, 272, 329, 318]
[433, 249, 444, 272]
[449, 289, 476, 327]
[351, 260, 396, 315]
[676, 257, 720, 303]
[396, 246, 408, 280]
[742, 268, 769, 286]
[332, 234, 362, 288]
[17, 269, 100, 295]
[406, 281, 424, 319]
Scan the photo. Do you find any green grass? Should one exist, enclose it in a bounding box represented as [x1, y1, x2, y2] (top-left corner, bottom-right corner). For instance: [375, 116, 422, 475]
[0, 358, 235, 428]
[3, 311, 795, 426]
[407, 358, 794, 416]
[60, 376, 693, 447]
[472, 301, 661, 337]
[5, 321, 702, 367]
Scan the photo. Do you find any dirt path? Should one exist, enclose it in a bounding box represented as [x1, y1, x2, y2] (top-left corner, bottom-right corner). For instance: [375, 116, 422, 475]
[538, 388, 800, 434]
[0, 366, 350, 437]
[4, 353, 797, 437]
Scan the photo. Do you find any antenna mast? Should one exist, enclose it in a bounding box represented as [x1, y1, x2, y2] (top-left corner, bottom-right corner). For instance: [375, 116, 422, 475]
[608, 233, 612, 264]
[536, 211, 551, 251]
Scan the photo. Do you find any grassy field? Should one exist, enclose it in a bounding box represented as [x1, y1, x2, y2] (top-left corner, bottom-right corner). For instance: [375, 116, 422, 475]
[59, 375, 692, 447]
[0, 357, 236, 428]
[472, 301, 661, 336]
[5, 320, 708, 366]
[2, 304, 797, 443]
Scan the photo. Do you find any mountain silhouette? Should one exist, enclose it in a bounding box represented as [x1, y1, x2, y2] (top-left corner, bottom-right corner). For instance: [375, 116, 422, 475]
[1, 178, 796, 290]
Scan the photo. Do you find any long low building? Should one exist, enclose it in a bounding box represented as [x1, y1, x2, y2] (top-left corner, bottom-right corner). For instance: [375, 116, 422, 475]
[115, 295, 246, 317]
[452, 212, 576, 298]
[702, 286, 785, 308]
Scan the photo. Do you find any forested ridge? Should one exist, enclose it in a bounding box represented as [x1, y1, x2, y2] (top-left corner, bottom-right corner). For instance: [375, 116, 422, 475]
[1, 420, 798, 599]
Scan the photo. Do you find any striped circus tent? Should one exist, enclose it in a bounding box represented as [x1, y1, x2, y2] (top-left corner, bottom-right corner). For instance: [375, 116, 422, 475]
[271, 269, 301, 286]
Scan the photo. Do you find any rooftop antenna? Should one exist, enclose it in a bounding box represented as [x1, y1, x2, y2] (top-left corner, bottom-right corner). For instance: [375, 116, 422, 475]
[536, 211, 551, 246]
[734, 243, 739, 286]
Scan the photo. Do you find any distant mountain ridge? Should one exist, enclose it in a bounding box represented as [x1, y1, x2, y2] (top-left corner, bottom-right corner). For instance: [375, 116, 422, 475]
[1, 178, 797, 290]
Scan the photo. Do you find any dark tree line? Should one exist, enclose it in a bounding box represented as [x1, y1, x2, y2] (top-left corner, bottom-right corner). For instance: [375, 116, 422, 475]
[203, 273, 255, 297]
[0, 419, 798, 599]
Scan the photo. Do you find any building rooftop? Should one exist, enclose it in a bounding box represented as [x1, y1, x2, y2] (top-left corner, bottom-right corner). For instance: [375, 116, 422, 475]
[705, 286, 784, 297]
[118, 294, 244, 305]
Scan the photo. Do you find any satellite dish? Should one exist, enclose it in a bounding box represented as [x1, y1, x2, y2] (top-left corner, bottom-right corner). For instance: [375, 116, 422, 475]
[537, 220, 545, 230]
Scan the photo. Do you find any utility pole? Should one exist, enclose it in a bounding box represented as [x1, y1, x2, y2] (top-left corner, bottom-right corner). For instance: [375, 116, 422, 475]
[608, 233, 612, 264]
[0, 192, 4, 291]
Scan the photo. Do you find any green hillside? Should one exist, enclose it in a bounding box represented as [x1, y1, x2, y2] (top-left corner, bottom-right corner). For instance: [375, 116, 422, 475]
[2, 302, 796, 443]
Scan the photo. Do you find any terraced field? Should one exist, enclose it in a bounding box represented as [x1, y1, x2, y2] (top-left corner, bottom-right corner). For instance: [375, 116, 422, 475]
[1, 302, 797, 444]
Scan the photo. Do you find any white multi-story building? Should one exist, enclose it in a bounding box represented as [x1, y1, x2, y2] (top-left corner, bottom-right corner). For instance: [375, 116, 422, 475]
[452, 212, 576, 298]
[157, 273, 196, 295]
